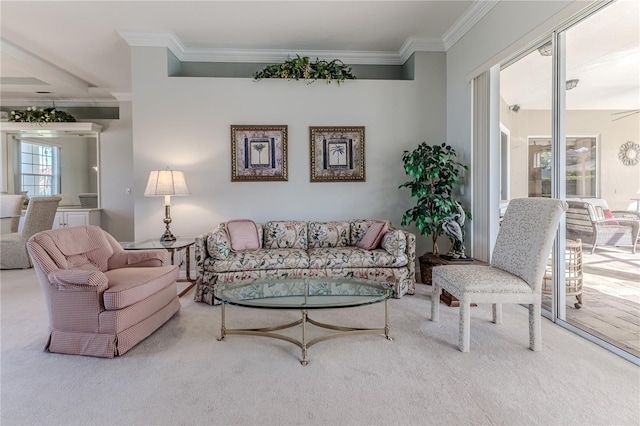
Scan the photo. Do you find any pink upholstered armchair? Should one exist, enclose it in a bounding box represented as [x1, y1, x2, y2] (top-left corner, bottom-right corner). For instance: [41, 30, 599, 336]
[27, 226, 181, 357]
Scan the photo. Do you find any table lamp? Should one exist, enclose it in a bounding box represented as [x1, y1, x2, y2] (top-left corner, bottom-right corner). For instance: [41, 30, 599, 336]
[144, 168, 190, 242]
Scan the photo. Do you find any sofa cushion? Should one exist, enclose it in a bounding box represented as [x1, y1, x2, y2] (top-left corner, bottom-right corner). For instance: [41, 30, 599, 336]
[308, 247, 408, 268]
[307, 221, 350, 248]
[226, 219, 261, 252]
[207, 225, 232, 260]
[381, 230, 407, 257]
[356, 221, 388, 250]
[350, 219, 391, 246]
[210, 248, 310, 272]
[264, 221, 308, 249]
[103, 265, 179, 310]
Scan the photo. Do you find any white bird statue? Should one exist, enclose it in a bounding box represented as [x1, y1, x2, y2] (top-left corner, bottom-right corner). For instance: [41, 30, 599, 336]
[442, 202, 467, 259]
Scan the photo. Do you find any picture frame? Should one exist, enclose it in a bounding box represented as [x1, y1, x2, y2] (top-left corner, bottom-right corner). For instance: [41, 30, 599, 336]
[309, 126, 365, 182]
[231, 125, 288, 181]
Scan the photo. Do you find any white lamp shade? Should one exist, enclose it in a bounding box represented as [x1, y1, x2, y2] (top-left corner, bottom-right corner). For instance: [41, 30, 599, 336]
[144, 170, 190, 197]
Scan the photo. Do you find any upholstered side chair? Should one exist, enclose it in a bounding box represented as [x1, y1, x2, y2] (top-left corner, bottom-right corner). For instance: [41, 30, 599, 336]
[27, 225, 181, 357]
[1, 196, 61, 269]
[431, 197, 568, 352]
[1, 193, 24, 233]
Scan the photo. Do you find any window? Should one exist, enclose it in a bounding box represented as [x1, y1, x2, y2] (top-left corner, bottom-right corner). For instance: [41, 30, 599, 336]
[19, 141, 60, 197]
[527, 137, 598, 198]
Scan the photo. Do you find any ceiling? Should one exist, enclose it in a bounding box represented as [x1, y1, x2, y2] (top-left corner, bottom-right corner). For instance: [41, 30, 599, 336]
[1, 1, 638, 111]
[0, 0, 476, 106]
[500, 0, 640, 111]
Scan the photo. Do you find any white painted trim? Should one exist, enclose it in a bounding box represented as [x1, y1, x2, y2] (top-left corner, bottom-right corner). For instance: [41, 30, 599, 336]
[0, 122, 103, 132]
[118, 2, 497, 66]
[443, 0, 500, 51]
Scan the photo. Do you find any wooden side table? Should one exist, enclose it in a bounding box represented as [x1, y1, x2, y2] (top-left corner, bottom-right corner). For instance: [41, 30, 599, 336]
[420, 253, 488, 307]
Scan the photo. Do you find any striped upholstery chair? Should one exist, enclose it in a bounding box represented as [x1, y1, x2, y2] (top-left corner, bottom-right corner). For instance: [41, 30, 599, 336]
[27, 226, 181, 357]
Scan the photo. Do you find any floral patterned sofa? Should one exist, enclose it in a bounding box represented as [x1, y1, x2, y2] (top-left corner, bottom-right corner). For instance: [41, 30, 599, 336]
[194, 219, 416, 305]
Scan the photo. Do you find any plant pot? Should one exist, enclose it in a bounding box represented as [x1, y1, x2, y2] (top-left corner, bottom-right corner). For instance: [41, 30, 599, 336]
[419, 253, 438, 285]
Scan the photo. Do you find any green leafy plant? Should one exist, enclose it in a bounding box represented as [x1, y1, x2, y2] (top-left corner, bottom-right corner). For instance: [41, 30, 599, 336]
[254, 55, 356, 84]
[9, 106, 76, 123]
[399, 142, 471, 254]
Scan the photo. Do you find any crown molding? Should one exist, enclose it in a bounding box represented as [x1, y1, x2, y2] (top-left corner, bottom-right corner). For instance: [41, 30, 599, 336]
[0, 97, 120, 107]
[0, 122, 103, 133]
[443, 0, 500, 50]
[111, 92, 132, 102]
[399, 37, 446, 63]
[119, 30, 438, 66]
[119, 2, 497, 66]
[180, 47, 404, 65]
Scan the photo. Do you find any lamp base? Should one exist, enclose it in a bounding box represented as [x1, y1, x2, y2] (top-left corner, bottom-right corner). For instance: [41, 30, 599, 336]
[160, 231, 176, 242]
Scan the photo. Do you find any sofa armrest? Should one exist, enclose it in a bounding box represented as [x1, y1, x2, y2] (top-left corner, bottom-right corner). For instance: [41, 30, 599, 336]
[402, 230, 417, 282]
[195, 225, 230, 282]
[48, 269, 108, 292]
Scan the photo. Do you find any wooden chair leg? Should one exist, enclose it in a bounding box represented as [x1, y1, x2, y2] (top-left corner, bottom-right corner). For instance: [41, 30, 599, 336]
[492, 303, 502, 324]
[530, 303, 542, 351]
[459, 296, 471, 352]
[431, 284, 442, 322]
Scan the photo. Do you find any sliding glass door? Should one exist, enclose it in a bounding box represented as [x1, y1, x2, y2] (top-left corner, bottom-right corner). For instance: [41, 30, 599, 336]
[499, 1, 639, 362]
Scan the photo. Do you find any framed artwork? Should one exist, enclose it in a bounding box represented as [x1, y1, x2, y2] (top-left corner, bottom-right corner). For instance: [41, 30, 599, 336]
[231, 125, 288, 181]
[309, 126, 365, 182]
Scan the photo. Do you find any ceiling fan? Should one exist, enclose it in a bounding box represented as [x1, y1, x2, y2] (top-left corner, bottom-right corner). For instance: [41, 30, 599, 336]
[611, 110, 640, 121]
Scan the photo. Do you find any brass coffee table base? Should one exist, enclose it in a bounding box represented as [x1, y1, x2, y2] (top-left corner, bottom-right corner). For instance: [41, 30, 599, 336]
[217, 300, 392, 366]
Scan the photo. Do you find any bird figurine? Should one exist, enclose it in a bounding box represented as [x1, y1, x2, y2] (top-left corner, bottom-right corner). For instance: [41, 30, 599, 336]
[442, 202, 467, 260]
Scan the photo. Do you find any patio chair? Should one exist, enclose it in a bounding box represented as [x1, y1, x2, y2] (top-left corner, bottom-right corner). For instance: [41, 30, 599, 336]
[1, 196, 61, 269]
[27, 225, 181, 357]
[566, 201, 639, 254]
[430, 198, 567, 352]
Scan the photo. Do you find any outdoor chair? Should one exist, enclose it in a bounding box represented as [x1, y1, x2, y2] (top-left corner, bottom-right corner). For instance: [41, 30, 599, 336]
[27, 225, 181, 357]
[430, 197, 567, 352]
[1, 196, 61, 269]
[566, 201, 639, 254]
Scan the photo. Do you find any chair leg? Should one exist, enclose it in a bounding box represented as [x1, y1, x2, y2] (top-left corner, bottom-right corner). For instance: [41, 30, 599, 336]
[431, 284, 442, 322]
[530, 303, 542, 351]
[492, 303, 502, 324]
[459, 296, 471, 352]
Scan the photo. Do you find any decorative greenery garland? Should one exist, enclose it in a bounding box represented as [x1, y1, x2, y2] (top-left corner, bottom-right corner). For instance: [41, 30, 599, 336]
[254, 55, 356, 84]
[9, 106, 76, 123]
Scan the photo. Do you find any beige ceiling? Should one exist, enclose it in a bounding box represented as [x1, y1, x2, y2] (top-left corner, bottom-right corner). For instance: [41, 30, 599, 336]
[1, 1, 638, 110]
[0, 0, 475, 105]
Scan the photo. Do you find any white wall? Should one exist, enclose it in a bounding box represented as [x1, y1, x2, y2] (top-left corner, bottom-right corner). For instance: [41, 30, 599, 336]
[504, 108, 640, 210]
[95, 102, 135, 241]
[130, 48, 446, 256]
[445, 0, 590, 254]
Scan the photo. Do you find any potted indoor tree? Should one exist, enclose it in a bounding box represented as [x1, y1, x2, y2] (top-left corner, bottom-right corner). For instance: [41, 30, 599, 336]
[399, 141, 470, 257]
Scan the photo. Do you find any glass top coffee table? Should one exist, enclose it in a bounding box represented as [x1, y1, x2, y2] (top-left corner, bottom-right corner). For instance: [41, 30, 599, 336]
[214, 277, 394, 365]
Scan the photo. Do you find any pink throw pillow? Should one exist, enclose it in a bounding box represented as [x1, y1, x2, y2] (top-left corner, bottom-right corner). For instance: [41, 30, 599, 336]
[226, 219, 260, 252]
[356, 221, 388, 250]
[602, 209, 618, 225]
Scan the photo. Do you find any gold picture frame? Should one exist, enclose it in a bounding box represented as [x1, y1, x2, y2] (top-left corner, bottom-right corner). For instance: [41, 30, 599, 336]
[309, 126, 365, 182]
[231, 125, 288, 181]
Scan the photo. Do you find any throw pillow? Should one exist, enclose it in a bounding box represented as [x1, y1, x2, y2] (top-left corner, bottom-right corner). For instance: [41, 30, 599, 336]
[356, 221, 388, 250]
[226, 219, 260, 252]
[602, 209, 618, 225]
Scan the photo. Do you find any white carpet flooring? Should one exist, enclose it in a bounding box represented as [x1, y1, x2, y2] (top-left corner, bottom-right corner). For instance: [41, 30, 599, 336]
[1, 268, 639, 425]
